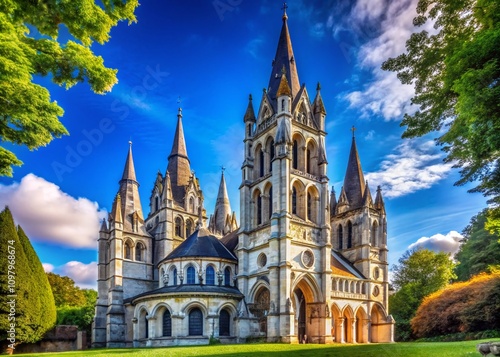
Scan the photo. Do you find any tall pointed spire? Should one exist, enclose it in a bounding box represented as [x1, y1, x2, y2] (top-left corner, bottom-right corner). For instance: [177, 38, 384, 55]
[121, 141, 137, 182]
[244, 94, 256, 123]
[343, 131, 366, 209]
[167, 107, 192, 204]
[118, 143, 144, 231]
[210, 168, 232, 235]
[375, 185, 386, 213]
[267, 5, 300, 101]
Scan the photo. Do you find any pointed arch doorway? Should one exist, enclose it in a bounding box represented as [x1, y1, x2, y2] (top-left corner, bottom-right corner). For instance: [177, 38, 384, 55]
[295, 289, 306, 343]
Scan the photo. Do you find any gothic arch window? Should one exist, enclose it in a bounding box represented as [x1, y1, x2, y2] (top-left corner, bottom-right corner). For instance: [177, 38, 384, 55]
[175, 216, 183, 237]
[306, 187, 319, 224]
[219, 309, 231, 336]
[186, 266, 196, 284]
[162, 309, 172, 337]
[155, 196, 159, 212]
[347, 221, 353, 249]
[189, 197, 195, 213]
[307, 192, 312, 221]
[254, 144, 264, 179]
[247, 124, 252, 137]
[188, 308, 203, 336]
[305, 140, 318, 175]
[267, 138, 275, 173]
[281, 99, 285, 111]
[268, 186, 273, 220]
[371, 221, 379, 246]
[306, 148, 311, 173]
[172, 268, 177, 286]
[186, 219, 193, 237]
[224, 267, 231, 286]
[135, 242, 145, 261]
[124, 241, 132, 260]
[292, 140, 298, 169]
[338, 225, 343, 249]
[259, 150, 265, 177]
[206, 266, 215, 285]
[256, 192, 262, 226]
[292, 187, 297, 215]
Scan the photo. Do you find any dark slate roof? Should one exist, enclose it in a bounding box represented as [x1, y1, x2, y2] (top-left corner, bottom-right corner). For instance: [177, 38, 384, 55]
[220, 230, 238, 255]
[125, 284, 243, 304]
[162, 228, 237, 262]
[331, 250, 366, 279]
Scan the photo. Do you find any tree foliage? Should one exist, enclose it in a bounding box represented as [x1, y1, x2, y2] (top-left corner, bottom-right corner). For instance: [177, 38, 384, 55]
[382, 0, 500, 229]
[46, 272, 86, 308]
[390, 248, 456, 340]
[0, 207, 56, 352]
[455, 209, 500, 281]
[0, 0, 139, 176]
[412, 272, 500, 338]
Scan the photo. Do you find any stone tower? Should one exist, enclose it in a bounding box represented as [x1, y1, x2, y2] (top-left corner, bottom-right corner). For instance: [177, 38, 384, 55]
[238, 8, 332, 343]
[93, 143, 154, 348]
[331, 134, 390, 309]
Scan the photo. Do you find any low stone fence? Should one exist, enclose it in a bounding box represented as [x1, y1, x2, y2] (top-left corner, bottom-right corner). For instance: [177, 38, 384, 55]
[15, 325, 86, 354]
[477, 342, 500, 356]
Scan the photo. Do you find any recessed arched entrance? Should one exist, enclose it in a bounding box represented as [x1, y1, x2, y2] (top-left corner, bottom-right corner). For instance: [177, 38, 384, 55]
[292, 276, 318, 344]
[253, 287, 270, 336]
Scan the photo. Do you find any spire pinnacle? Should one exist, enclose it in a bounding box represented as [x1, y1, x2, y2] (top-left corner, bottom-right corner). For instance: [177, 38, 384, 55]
[121, 141, 137, 183]
[209, 169, 232, 235]
[343, 135, 366, 209]
[282, 2, 288, 20]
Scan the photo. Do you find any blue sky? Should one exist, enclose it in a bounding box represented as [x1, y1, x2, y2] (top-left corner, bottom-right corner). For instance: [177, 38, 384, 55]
[0, 0, 488, 288]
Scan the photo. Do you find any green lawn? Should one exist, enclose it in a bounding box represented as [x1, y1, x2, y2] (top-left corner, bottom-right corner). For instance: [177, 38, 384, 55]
[17, 339, 494, 357]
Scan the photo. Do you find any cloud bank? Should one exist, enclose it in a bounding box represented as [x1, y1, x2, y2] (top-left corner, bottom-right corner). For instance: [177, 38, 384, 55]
[0, 174, 107, 248]
[408, 231, 464, 256]
[365, 140, 454, 198]
[43, 261, 98, 290]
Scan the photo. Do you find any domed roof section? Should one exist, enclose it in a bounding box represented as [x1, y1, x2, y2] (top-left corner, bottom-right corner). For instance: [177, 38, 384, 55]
[162, 228, 237, 262]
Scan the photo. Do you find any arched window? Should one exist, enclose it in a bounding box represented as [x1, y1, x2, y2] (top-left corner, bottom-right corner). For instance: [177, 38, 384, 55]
[371, 221, 378, 246]
[269, 139, 275, 173]
[219, 309, 231, 336]
[292, 140, 298, 169]
[259, 150, 265, 177]
[155, 196, 159, 212]
[189, 197, 195, 213]
[124, 242, 131, 260]
[187, 266, 195, 284]
[186, 219, 193, 237]
[347, 221, 353, 249]
[206, 266, 215, 285]
[247, 124, 252, 137]
[162, 310, 172, 337]
[281, 99, 285, 111]
[292, 187, 297, 215]
[268, 187, 273, 220]
[172, 268, 177, 286]
[307, 192, 312, 221]
[175, 216, 183, 237]
[338, 225, 343, 249]
[135, 242, 144, 261]
[189, 308, 203, 336]
[257, 194, 262, 225]
[306, 147, 311, 173]
[224, 267, 231, 286]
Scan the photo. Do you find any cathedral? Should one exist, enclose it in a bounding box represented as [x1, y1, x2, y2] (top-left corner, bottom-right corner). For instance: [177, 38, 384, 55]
[92, 9, 394, 347]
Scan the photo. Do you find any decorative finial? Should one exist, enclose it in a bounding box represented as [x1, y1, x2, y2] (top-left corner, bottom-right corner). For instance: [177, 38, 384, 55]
[128, 140, 132, 147]
[249, 94, 252, 101]
[221, 165, 226, 173]
[282, 2, 288, 20]
[351, 126, 357, 138]
[316, 82, 321, 91]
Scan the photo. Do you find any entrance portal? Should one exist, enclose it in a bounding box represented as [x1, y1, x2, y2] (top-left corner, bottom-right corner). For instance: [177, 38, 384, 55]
[295, 289, 306, 343]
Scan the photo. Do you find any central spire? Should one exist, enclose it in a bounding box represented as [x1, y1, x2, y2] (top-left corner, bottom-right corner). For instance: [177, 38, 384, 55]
[267, 6, 300, 102]
[343, 134, 366, 209]
[167, 107, 192, 204]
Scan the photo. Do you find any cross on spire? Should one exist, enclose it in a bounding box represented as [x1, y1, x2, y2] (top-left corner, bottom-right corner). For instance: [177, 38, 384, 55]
[221, 165, 226, 173]
[351, 126, 357, 138]
[282, 2, 288, 20]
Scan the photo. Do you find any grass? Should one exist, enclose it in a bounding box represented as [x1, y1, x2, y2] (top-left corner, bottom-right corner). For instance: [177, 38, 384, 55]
[16, 339, 493, 357]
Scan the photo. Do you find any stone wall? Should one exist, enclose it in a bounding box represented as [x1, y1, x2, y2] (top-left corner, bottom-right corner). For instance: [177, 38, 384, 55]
[15, 325, 86, 354]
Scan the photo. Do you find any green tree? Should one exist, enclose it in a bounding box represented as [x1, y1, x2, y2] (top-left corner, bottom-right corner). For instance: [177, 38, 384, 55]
[455, 209, 500, 281]
[0, 207, 56, 353]
[390, 248, 456, 341]
[46, 272, 86, 307]
[382, 0, 500, 230]
[0, 0, 139, 176]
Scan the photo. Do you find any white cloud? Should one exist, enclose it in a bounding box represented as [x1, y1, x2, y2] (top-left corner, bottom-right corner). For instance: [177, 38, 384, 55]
[343, 0, 437, 121]
[57, 261, 98, 290]
[0, 174, 107, 248]
[408, 231, 463, 256]
[43, 263, 54, 273]
[245, 37, 265, 59]
[365, 140, 454, 198]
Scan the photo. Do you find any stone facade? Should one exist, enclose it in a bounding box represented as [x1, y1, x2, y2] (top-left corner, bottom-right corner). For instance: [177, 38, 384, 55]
[92, 9, 394, 348]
